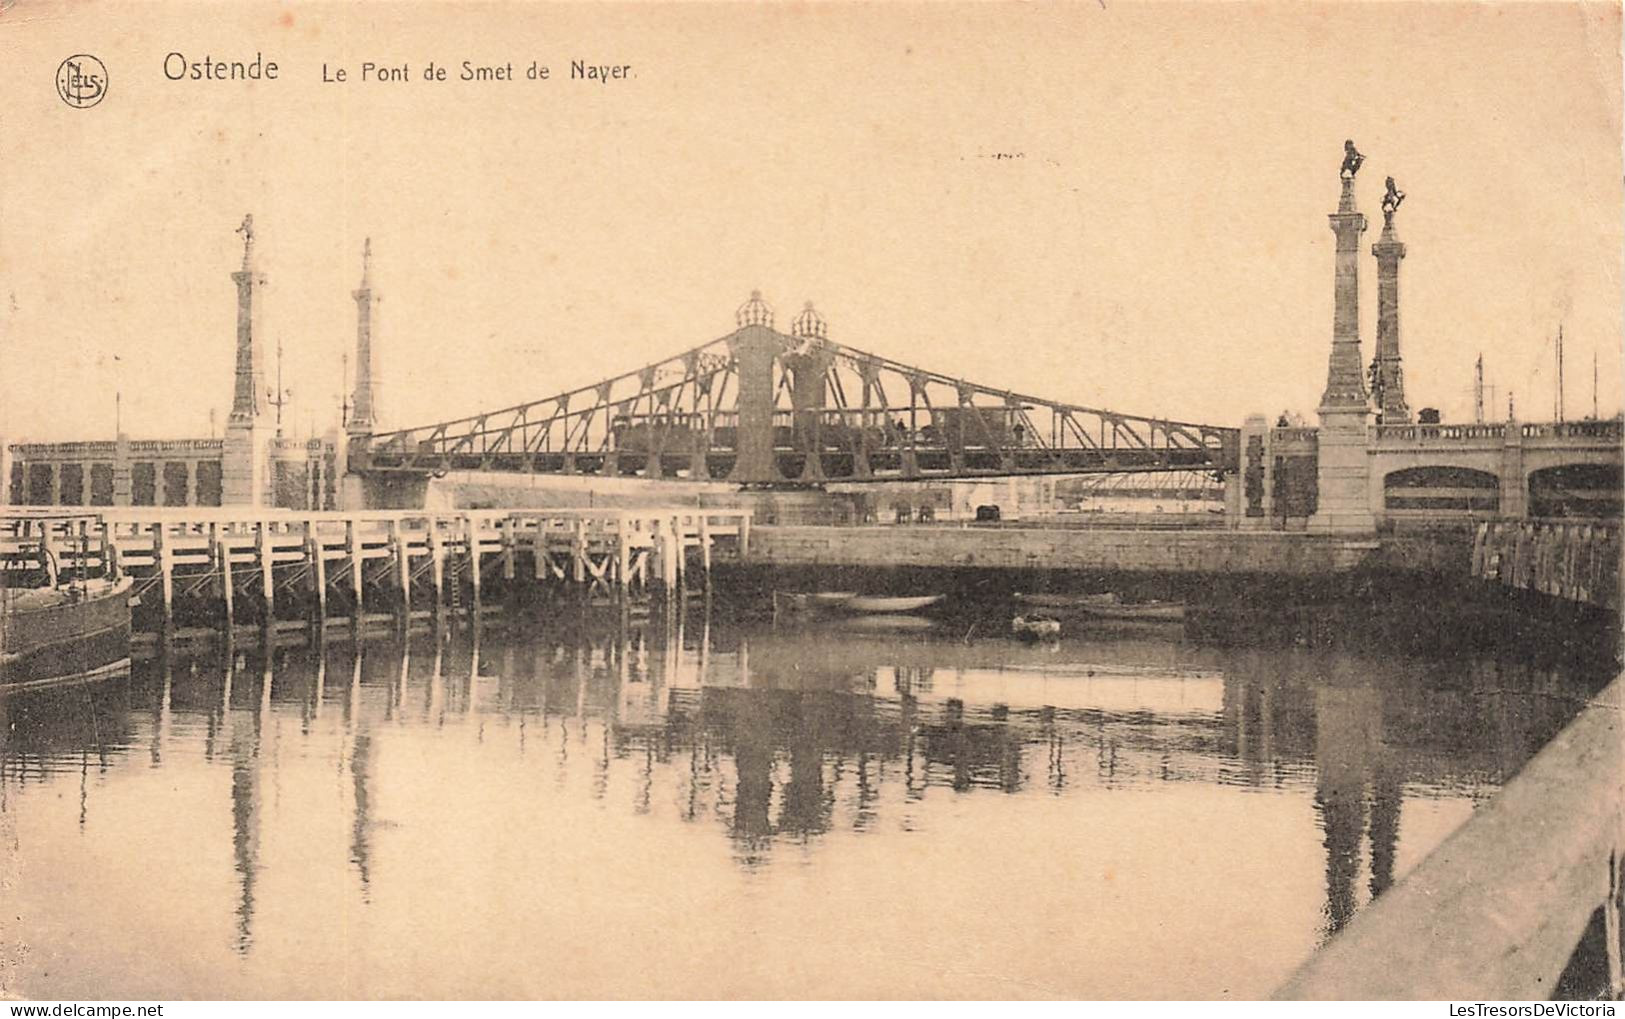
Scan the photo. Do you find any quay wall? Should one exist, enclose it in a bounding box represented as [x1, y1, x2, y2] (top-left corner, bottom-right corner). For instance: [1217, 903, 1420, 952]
[745, 524, 1380, 576]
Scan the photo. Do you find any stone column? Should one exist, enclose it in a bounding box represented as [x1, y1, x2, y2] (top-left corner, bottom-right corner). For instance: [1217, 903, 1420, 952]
[1371, 213, 1411, 424]
[223, 214, 269, 506]
[347, 239, 380, 438]
[1310, 174, 1377, 534]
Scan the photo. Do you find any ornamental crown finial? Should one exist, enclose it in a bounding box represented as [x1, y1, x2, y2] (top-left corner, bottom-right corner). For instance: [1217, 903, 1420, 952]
[735, 289, 774, 329]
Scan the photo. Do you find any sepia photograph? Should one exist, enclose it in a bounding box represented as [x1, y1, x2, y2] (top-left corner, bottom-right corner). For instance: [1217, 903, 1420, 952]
[0, 0, 1621, 1005]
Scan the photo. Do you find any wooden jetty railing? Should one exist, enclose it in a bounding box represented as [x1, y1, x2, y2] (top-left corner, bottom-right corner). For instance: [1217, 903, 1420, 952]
[0, 507, 751, 630]
[1276, 673, 1624, 1000]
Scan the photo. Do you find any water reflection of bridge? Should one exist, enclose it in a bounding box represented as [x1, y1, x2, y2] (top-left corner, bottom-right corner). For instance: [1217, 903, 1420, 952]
[0, 608, 1607, 958]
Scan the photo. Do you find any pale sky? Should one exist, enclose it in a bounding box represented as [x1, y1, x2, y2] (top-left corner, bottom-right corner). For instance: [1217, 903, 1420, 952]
[2, 1, 1620, 443]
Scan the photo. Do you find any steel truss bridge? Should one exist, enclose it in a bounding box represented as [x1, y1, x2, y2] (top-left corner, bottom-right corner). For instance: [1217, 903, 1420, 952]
[361, 298, 1239, 485]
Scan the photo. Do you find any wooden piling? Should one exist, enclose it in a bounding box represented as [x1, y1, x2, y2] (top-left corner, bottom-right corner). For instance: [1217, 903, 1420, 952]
[698, 513, 712, 583]
[616, 515, 631, 595]
[39, 521, 59, 589]
[154, 522, 173, 629]
[217, 524, 235, 628]
[257, 520, 274, 623]
[346, 519, 365, 616]
[307, 519, 327, 623]
[100, 519, 119, 580]
[572, 518, 587, 584]
[466, 514, 482, 615]
[428, 518, 445, 618]
[501, 516, 516, 581]
[391, 519, 410, 624]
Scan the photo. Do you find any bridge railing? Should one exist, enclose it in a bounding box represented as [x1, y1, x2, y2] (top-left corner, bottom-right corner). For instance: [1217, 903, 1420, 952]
[1372, 423, 1509, 442]
[1276, 672, 1624, 1000]
[8, 440, 120, 457]
[1371, 419, 1624, 443]
[1522, 420, 1624, 441]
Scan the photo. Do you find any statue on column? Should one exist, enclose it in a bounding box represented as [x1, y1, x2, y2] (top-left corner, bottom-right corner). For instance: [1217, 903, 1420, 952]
[236, 213, 255, 266]
[1381, 177, 1406, 226]
[1340, 140, 1365, 179]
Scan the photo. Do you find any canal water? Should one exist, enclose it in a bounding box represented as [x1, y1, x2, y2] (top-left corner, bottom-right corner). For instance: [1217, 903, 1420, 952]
[0, 603, 1615, 999]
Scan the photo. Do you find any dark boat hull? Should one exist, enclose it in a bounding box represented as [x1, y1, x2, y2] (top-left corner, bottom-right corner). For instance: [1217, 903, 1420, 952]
[1, 579, 133, 692]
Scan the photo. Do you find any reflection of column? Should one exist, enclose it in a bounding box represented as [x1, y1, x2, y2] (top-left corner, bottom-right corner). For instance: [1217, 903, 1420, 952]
[854, 750, 878, 830]
[152, 654, 173, 767]
[467, 627, 481, 714]
[778, 701, 829, 836]
[229, 723, 261, 954]
[998, 722, 1022, 794]
[350, 727, 373, 899]
[207, 654, 236, 762]
[311, 645, 326, 726]
[732, 696, 775, 843]
[257, 655, 272, 737]
[1312, 682, 1383, 939]
[902, 686, 921, 800]
[347, 646, 363, 726]
[946, 698, 970, 792]
[1367, 755, 1404, 899]
[427, 640, 444, 724]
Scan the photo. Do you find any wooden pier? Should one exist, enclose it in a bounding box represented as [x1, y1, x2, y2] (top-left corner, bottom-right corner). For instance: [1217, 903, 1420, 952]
[0, 506, 750, 633]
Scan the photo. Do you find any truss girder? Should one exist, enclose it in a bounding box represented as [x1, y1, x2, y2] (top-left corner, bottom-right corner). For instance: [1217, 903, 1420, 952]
[361, 326, 1238, 481]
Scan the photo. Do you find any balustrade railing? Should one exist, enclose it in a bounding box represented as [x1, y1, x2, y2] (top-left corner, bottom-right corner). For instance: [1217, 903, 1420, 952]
[9, 440, 119, 457]
[1521, 419, 1623, 440]
[1372, 423, 1507, 442]
[126, 438, 224, 454]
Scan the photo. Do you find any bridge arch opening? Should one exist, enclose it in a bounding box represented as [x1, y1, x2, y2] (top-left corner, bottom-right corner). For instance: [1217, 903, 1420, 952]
[1528, 463, 1622, 519]
[1383, 466, 1499, 516]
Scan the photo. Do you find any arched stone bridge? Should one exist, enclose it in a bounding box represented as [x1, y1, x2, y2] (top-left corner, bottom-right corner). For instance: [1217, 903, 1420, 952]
[1242, 417, 1622, 524]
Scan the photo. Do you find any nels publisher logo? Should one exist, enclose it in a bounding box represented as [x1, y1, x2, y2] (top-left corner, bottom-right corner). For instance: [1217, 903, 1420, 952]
[56, 54, 108, 108]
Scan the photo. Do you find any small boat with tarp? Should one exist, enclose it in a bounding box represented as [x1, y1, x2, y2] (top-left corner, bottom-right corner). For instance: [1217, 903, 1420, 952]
[1011, 614, 1062, 640]
[2, 512, 134, 693]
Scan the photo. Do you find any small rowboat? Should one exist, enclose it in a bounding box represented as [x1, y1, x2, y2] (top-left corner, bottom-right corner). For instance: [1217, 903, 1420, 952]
[1014, 591, 1120, 609]
[773, 591, 857, 617]
[1011, 614, 1062, 640]
[842, 594, 943, 614]
[838, 614, 936, 632]
[1083, 601, 1185, 622]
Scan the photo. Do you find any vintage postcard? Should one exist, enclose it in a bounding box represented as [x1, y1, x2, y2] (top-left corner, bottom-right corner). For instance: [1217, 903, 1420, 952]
[0, 0, 1620, 1005]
